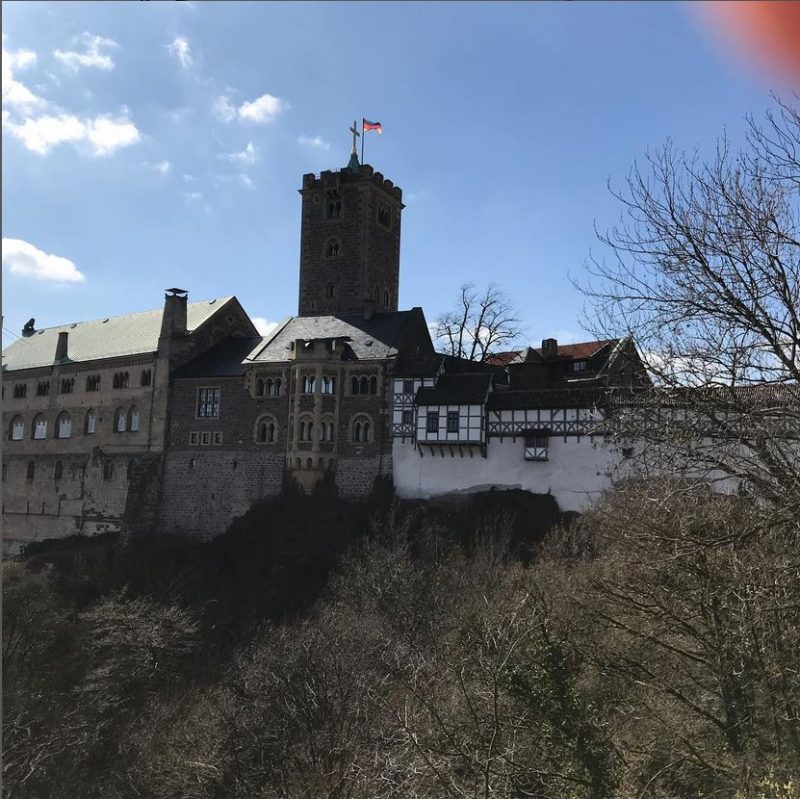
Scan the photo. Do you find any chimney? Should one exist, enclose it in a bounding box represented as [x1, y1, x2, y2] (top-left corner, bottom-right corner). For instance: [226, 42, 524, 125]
[22, 318, 35, 337]
[542, 338, 558, 357]
[55, 331, 69, 362]
[160, 288, 188, 339]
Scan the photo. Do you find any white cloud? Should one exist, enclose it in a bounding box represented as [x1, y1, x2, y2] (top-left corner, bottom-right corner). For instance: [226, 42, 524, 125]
[167, 36, 193, 69]
[54, 32, 118, 71]
[252, 317, 279, 337]
[214, 92, 286, 124]
[147, 160, 171, 175]
[220, 141, 260, 165]
[239, 174, 255, 190]
[2, 238, 86, 283]
[184, 191, 203, 201]
[2, 44, 44, 112]
[298, 134, 330, 150]
[7, 111, 140, 156]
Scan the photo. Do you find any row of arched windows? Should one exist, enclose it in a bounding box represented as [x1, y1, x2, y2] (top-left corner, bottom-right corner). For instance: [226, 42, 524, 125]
[16, 457, 125, 483]
[301, 375, 337, 394]
[351, 375, 378, 395]
[253, 414, 373, 445]
[255, 377, 282, 397]
[7, 406, 140, 441]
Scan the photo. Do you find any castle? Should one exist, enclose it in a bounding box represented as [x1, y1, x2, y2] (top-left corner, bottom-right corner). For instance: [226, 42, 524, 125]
[2, 152, 648, 555]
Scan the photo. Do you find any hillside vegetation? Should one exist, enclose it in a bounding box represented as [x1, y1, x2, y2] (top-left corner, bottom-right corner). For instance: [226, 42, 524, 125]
[3, 479, 799, 799]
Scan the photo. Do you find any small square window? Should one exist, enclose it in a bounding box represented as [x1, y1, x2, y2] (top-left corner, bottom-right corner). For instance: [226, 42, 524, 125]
[426, 411, 439, 434]
[621, 447, 634, 459]
[213, 431, 223, 446]
[189, 432, 199, 445]
[201, 431, 211, 446]
[402, 410, 414, 425]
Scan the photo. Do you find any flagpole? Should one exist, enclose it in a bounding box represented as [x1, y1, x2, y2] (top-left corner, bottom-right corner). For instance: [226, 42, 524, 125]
[360, 117, 365, 165]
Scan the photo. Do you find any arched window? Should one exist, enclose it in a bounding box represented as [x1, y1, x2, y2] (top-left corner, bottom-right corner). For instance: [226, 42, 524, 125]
[128, 407, 140, 432]
[326, 283, 336, 298]
[54, 461, 63, 482]
[32, 414, 47, 440]
[8, 416, 24, 441]
[351, 415, 373, 443]
[351, 376, 359, 395]
[258, 421, 268, 443]
[369, 376, 378, 395]
[255, 415, 278, 444]
[273, 378, 282, 396]
[84, 409, 97, 435]
[256, 378, 265, 397]
[140, 369, 152, 387]
[325, 238, 340, 258]
[302, 375, 316, 394]
[321, 420, 335, 442]
[56, 412, 72, 439]
[268, 422, 276, 442]
[299, 417, 314, 442]
[265, 379, 273, 397]
[115, 408, 127, 433]
[359, 376, 369, 395]
[307, 457, 314, 469]
[383, 289, 390, 308]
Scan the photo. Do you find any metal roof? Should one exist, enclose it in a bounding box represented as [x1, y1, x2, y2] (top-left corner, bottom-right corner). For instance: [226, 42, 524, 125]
[2, 297, 235, 371]
[248, 310, 425, 363]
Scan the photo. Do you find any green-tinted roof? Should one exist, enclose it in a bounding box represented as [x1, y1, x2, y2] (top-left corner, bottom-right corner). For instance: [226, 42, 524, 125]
[2, 297, 234, 372]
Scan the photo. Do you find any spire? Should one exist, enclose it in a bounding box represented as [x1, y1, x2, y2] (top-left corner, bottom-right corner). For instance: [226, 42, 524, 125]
[347, 119, 361, 170]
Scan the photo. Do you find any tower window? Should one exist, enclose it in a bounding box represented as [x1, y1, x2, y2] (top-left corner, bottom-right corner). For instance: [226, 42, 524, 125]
[326, 283, 336, 298]
[326, 200, 342, 219]
[377, 202, 391, 230]
[325, 239, 340, 258]
[383, 289, 390, 308]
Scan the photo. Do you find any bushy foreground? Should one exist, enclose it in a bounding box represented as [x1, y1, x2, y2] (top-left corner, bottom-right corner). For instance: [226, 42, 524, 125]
[3, 483, 799, 798]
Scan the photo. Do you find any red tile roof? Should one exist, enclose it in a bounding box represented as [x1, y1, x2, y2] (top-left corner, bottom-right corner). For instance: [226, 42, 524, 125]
[485, 339, 618, 367]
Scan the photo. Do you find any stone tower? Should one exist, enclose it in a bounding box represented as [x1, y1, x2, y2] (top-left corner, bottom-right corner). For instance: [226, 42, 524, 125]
[297, 156, 404, 317]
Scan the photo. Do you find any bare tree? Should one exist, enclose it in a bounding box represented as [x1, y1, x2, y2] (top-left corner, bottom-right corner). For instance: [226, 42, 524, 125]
[434, 283, 522, 362]
[581, 96, 800, 514]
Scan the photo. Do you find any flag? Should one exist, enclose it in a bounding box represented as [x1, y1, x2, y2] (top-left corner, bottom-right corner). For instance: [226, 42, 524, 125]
[363, 119, 383, 134]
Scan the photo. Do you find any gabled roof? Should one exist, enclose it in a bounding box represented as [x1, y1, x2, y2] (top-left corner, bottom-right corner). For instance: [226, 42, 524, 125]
[174, 336, 265, 379]
[248, 309, 430, 363]
[416, 373, 494, 406]
[2, 297, 237, 371]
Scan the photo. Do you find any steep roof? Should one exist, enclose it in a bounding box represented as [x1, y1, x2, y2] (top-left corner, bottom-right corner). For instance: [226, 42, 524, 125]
[174, 336, 265, 378]
[248, 309, 430, 363]
[487, 340, 619, 367]
[2, 297, 236, 371]
[416, 373, 494, 405]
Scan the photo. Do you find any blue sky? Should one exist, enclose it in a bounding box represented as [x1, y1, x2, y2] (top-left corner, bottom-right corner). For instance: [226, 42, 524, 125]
[1, 1, 790, 349]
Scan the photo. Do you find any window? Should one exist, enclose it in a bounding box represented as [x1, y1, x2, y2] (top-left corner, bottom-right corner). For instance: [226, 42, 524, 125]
[86, 375, 101, 391]
[326, 283, 336, 298]
[273, 378, 282, 396]
[369, 376, 377, 395]
[322, 376, 336, 394]
[383, 290, 390, 308]
[621, 447, 634, 459]
[572, 360, 588, 372]
[84, 409, 97, 435]
[352, 416, 372, 443]
[302, 376, 316, 394]
[115, 408, 127, 433]
[322, 421, 335, 442]
[103, 460, 114, 481]
[140, 369, 152, 387]
[359, 376, 369, 395]
[256, 416, 277, 444]
[113, 372, 129, 389]
[299, 418, 314, 442]
[9, 416, 24, 441]
[201, 431, 211, 446]
[326, 196, 342, 219]
[447, 411, 460, 433]
[14, 383, 27, 399]
[60, 378, 74, 394]
[189, 432, 199, 445]
[351, 376, 359, 395]
[403, 379, 414, 395]
[402, 410, 414, 425]
[32, 414, 47, 440]
[197, 387, 220, 418]
[524, 430, 549, 462]
[426, 411, 439, 434]
[325, 238, 340, 258]
[128, 407, 140, 432]
[377, 202, 391, 229]
[56, 412, 72, 439]
[213, 431, 223, 446]
[27, 461, 35, 482]
[54, 461, 63, 482]
[36, 381, 50, 397]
